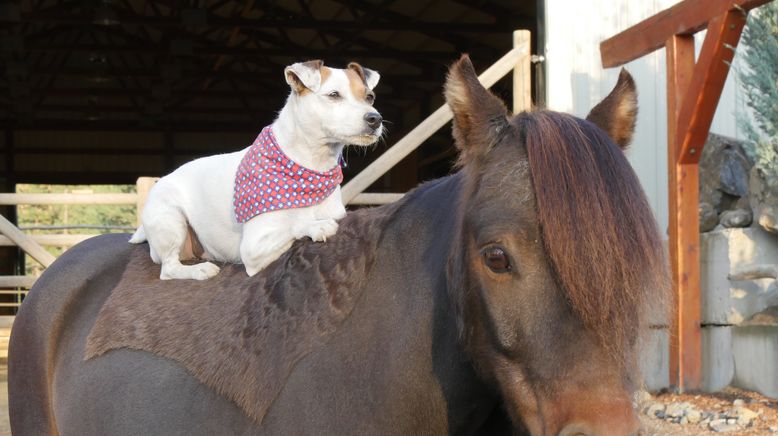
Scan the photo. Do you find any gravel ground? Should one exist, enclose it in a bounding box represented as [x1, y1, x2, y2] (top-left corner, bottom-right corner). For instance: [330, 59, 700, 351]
[638, 387, 778, 435]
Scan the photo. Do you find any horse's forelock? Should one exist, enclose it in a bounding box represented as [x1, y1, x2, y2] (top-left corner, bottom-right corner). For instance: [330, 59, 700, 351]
[521, 111, 669, 362]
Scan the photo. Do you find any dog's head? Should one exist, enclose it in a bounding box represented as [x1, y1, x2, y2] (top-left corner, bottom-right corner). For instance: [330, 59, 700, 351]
[284, 60, 382, 146]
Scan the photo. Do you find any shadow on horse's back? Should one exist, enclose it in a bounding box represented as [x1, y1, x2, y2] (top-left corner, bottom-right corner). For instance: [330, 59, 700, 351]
[9, 57, 668, 436]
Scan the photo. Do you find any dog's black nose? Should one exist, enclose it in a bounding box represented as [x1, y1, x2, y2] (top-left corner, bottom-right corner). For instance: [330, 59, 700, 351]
[364, 112, 382, 130]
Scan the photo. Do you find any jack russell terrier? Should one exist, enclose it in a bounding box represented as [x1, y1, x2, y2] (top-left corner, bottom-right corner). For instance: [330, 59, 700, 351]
[130, 60, 382, 280]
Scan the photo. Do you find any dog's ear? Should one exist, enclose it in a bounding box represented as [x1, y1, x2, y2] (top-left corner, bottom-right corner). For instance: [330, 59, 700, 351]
[348, 62, 380, 90]
[285, 60, 324, 94]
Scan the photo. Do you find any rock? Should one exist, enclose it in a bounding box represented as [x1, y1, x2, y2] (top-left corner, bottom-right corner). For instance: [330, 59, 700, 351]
[709, 418, 739, 432]
[686, 409, 703, 424]
[633, 390, 652, 409]
[645, 402, 665, 418]
[700, 202, 719, 232]
[727, 418, 737, 425]
[665, 401, 691, 418]
[700, 133, 754, 217]
[730, 405, 759, 427]
[733, 398, 746, 407]
[769, 425, 778, 433]
[750, 166, 778, 234]
[720, 209, 753, 227]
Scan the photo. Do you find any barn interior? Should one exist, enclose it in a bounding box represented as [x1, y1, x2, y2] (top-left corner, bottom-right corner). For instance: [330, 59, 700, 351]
[0, 0, 543, 293]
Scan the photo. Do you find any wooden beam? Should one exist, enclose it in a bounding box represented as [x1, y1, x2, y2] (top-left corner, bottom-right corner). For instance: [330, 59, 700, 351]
[666, 34, 697, 391]
[0, 276, 36, 288]
[348, 193, 404, 206]
[0, 215, 55, 267]
[0, 193, 137, 205]
[21, 13, 524, 33]
[600, 0, 770, 68]
[676, 11, 747, 164]
[25, 42, 467, 61]
[0, 234, 96, 247]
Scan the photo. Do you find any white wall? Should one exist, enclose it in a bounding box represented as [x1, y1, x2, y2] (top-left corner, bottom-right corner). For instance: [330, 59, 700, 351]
[544, 0, 751, 235]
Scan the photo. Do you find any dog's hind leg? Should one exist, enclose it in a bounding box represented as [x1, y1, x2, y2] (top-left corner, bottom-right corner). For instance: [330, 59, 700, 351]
[142, 196, 220, 281]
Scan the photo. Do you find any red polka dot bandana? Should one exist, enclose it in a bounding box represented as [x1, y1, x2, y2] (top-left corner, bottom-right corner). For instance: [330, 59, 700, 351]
[233, 126, 344, 223]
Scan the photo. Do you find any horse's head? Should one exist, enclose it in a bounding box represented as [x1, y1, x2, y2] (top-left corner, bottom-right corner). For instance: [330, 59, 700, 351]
[445, 56, 669, 435]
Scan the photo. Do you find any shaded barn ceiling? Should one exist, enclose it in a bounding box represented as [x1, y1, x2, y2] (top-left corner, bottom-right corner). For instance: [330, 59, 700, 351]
[0, 0, 539, 185]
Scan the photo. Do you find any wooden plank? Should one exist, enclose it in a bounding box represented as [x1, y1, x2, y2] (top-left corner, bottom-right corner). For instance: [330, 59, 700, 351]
[0, 215, 56, 267]
[0, 234, 96, 247]
[0, 316, 15, 328]
[341, 39, 530, 203]
[0, 193, 138, 205]
[513, 30, 532, 113]
[135, 177, 158, 226]
[600, 0, 769, 68]
[0, 275, 36, 288]
[676, 11, 747, 164]
[348, 193, 404, 205]
[666, 34, 700, 392]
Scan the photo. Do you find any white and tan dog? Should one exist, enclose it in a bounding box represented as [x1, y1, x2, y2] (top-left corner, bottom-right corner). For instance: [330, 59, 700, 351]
[130, 60, 382, 280]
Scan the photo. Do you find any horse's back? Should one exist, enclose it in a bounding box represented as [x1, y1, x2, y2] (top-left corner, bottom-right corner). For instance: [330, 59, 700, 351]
[8, 234, 133, 435]
[8, 234, 258, 436]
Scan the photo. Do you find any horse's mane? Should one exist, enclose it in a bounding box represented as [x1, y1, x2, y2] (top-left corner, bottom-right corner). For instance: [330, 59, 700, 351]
[519, 111, 669, 359]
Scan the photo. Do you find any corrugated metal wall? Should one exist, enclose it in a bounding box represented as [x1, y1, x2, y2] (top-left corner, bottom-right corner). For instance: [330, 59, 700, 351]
[544, 0, 751, 235]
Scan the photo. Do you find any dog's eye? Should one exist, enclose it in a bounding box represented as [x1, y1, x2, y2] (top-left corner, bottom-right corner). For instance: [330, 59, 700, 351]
[366, 93, 375, 104]
[327, 91, 341, 99]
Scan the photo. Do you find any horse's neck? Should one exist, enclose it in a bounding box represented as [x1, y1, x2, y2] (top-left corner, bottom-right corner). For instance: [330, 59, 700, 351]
[352, 173, 499, 431]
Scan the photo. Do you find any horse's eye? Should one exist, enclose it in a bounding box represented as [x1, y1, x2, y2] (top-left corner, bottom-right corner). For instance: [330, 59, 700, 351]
[328, 91, 341, 99]
[366, 93, 375, 104]
[482, 246, 511, 273]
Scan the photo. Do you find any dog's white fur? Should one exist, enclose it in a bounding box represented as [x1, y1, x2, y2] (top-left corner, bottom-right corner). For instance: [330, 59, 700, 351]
[130, 61, 382, 280]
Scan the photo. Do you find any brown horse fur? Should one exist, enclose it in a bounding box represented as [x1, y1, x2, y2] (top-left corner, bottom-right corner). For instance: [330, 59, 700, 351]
[445, 55, 669, 368]
[85, 203, 400, 423]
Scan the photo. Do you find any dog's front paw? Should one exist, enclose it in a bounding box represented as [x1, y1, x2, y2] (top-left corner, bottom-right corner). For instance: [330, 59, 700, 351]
[192, 262, 221, 280]
[305, 219, 339, 242]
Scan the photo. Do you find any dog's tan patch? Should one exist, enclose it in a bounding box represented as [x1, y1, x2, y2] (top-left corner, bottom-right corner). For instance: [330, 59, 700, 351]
[85, 205, 398, 423]
[345, 69, 368, 100]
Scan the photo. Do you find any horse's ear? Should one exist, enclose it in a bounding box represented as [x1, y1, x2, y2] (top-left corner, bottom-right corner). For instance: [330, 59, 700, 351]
[586, 68, 638, 149]
[444, 55, 508, 163]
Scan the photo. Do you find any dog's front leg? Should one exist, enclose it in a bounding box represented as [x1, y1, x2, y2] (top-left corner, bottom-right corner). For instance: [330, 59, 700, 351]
[240, 231, 294, 277]
[240, 215, 296, 277]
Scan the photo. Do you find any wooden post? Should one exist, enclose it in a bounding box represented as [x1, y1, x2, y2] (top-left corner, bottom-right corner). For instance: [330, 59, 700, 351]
[136, 177, 158, 226]
[600, 0, 764, 394]
[513, 30, 532, 113]
[666, 34, 697, 391]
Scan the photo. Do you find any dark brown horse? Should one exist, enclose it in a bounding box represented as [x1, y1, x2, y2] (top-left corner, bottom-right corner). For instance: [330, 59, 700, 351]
[8, 56, 668, 436]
